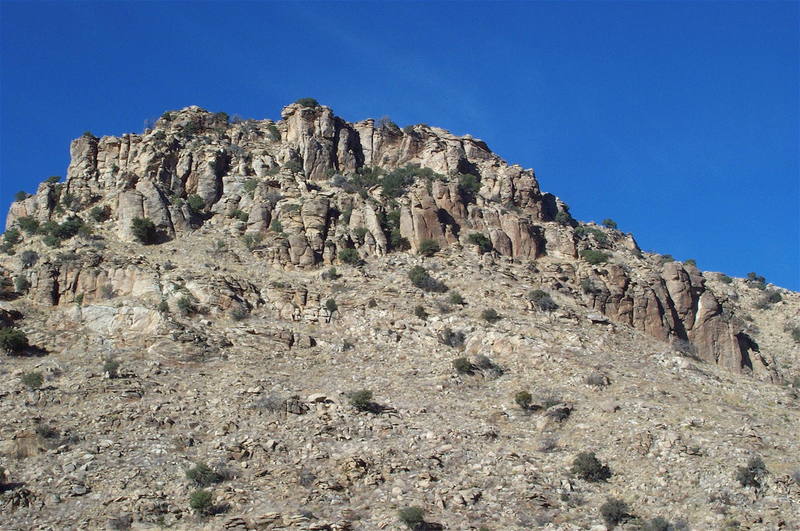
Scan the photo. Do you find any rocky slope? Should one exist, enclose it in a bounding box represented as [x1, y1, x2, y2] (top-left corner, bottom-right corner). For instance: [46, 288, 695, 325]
[0, 101, 798, 530]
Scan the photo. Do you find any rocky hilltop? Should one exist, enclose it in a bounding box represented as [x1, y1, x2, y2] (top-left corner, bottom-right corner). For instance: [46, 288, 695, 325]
[0, 100, 798, 530]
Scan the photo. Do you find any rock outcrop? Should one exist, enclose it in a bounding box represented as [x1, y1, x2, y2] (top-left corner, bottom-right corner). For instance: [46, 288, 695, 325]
[2, 102, 771, 378]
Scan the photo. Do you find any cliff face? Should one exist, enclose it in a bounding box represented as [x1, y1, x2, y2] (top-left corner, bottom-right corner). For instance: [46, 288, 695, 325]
[2, 103, 772, 379]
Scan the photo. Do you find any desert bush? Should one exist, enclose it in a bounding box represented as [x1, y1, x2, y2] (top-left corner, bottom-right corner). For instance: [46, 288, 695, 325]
[408, 266, 447, 293]
[718, 273, 733, 284]
[791, 327, 800, 344]
[600, 498, 630, 528]
[103, 359, 121, 378]
[755, 290, 782, 310]
[555, 210, 575, 226]
[322, 267, 340, 280]
[21, 371, 44, 389]
[348, 389, 374, 412]
[418, 238, 440, 257]
[89, 205, 111, 222]
[14, 191, 28, 202]
[283, 160, 304, 173]
[17, 216, 40, 235]
[538, 436, 558, 453]
[338, 248, 362, 265]
[176, 296, 195, 316]
[601, 218, 617, 229]
[736, 456, 766, 488]
[414, 305, 428, 319]
[642, 517, 688, 531]
[42, 234, 60, 248]
[230, 209, 249, 222]
[585, 372, 609, 387]
[575, 226, 608, 245]
[453, 357, 473, 375]
[439, 327, 465, 348]
[242, 232, 264, 250]
[528, 289, 558, 311]
[571, 452, 612, 482]
[230, 306, 249, 321]
[131, 218, 158, 245]
[157, 300, 169, 313]
[267, 124, 281, 141]
[0, 327, 29, 353]
[353, 226, 369, 243]
[458, 173, 481, 203]
[186, 462, 223, 487]
[20, 250, 38, 268]
[684, 258, 697, 267]
[189, 489, 214, 515]
[515, 390, 532, 410]
[46, 176, 61, 184]
[447, 291, 465, 305]
[295, 97, 319, 108]
[746, 272, 766, 290]
[397, 506, 425, 529]
[580, 249, 610, 265]
[481, 308, 501, 323]
[14, 275, 30, 293]
[186, 194, 205, 214]
[467, 232, 492, 253]
[3, 228, 22, 246]
[325, 299, 338, 314]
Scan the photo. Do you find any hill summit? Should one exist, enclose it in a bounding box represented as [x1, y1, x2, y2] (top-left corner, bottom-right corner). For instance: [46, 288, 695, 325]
[0, 100, 798, 529]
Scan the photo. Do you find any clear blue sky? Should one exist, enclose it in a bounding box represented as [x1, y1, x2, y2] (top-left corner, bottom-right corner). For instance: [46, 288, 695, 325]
[1, 1, 798, 289]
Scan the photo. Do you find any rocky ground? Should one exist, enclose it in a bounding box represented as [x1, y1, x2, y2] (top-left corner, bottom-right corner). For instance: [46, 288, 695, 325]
[1, 101, 799, 530]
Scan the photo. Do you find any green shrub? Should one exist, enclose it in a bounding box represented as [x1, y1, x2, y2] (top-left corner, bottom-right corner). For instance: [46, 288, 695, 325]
[242, 232, 264, 250]
[353, 226, 369, 243]
[243, 178, 258, 196]
[791, 327, 800, 344]
[439, 327, 465, 348]
[186, 194, 205, 214]
[448, 291, 465, 305]
[17, 216, 40, 234]
[157, 300, 170, 314]
[46, 176, 61, 184]
[600, 498, 630, 528]
[176, 296, 195, 316]
[14, 191, 28, 202]
[189, 489, 214, 515]
[397, 506, 425, 529]
[131, 218, 158, 245]
[230, 209, 249, 222]
[719, 274, 733, 284]
[571, 452, 612, 482]
[295, 97, 319, 108]
[322, 267, 340, 280]
[230, 306, 249, 321]
[684, 258, 697, 267]
[555, 210, 575, 226]
[408, 266, 447, 293]
[325, 299, 338, 313]
[515, 390, 532, 410]
[43, 234, 61, 248]
[338, 248, 362, 265]
[103, 359, 120, 378]
[467, 233, 492, 253]
[528, 289, 557, 311]
[3, 228, 21, 246]
[746, 272, 766, 290]
[601, 218, 617, 229]
[89, 205, 111, 222]
[20, 250, 38, 268]
[0, 327, 29, 353]
[575, 226, 608, 245]
[414, 305, 428, 319]
[481, 308, 501, 323]
[267, 124, 281, 141]
[21, 371, 43, 389]
[348, 389, 374, 412]
[641, 517, 681, 531]
[659, 254, 675, 264]
[453, 357, 473, 374]
[458, 173, 481, 203]
[186, 462, 223, 487]
[269, 219, 284, 233]
[736, 456, 766, 488]
[418, 239, 440, 257]
[14, 275, 30, 293]
[283, 160, 304, 173]
[580, 249, 610, 265]
[51, 216, 86, 240]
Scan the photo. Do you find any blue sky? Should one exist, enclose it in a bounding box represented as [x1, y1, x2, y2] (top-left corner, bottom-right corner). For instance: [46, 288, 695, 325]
[1, 1, 798, 289]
